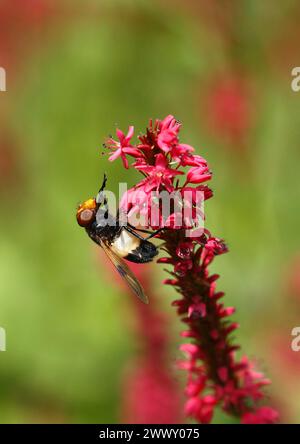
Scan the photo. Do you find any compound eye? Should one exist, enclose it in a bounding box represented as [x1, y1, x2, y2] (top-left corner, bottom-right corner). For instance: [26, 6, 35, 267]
[77, 208, 94, 227]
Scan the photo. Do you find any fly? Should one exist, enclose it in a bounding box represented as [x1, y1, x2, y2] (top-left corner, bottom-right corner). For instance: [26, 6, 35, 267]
[76, 174, 160, 303]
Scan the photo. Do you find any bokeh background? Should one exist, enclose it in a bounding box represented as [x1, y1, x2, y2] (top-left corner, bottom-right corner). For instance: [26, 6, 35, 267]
[0, 0, 300, 424]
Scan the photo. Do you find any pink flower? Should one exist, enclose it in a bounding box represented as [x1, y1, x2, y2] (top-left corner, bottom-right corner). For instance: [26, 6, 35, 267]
[185, 376, 206, 397]
[201, 237, 228, 266]
[107, 126, 140, 169]
[157, 115, 181, 152]
[185, 395, 216, 424]
[180, 153, 208, 167]
[159, 114, 181, 133]
[186, 166, 212, 185]
[136, 153, 183, 192]
[188, 297, 207, 319]
[120, 187, 150, 217]
[181, 185, 213, 203]
[242, 407, 279, 424]
[157, 130, 177, 152]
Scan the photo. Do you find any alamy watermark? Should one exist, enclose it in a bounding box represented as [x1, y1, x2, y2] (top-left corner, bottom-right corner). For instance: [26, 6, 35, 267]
[291, 67, 300, 92]
[0, 327, 6, 351]
[0, 67, 6, 92]
[96, 183, 205, 238]
[291, 327, 300, 352]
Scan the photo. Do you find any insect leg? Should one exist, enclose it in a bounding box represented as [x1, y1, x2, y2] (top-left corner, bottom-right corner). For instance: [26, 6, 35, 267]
[124, 225, 164, 241]
[127, 223, 153, 234]
[144, 228, 164, 240]
[124, 225, 150, 241]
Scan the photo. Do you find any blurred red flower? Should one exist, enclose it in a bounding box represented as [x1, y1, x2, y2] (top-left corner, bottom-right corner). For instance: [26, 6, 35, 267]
[204, 75, 253, 146]
[242, 406, 279, 424]
[98, 252, 182, 424]
[0, 0, 57, 69]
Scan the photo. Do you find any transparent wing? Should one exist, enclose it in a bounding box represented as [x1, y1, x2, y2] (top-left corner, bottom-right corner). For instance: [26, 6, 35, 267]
[100, 240, 149, 304]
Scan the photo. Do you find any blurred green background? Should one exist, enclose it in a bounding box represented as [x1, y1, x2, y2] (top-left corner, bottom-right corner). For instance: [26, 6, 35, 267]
[1, 0, 300, 423]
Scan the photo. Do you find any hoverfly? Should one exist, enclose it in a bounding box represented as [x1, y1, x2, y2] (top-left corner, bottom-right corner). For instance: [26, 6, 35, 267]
[76, 175, 160, 303]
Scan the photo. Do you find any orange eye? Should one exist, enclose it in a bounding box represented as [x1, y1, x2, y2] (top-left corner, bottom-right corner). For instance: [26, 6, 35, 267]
[77, 208, 95, 227]
[76, 198, 97, 227]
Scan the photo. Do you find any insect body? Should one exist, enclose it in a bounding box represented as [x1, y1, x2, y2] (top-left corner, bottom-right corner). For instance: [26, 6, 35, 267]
[76, 175, 159, 303]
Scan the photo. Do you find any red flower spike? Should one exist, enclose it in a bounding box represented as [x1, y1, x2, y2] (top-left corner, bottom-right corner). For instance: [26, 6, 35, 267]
[106, 115, 279, 424]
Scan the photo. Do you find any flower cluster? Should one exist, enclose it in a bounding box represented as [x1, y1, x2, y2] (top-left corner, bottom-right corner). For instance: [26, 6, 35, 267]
[105, 115, 279, 424]
[108, 117, 212, 230]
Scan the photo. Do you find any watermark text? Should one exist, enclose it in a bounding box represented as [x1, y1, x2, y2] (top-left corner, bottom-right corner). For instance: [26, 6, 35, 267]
[291, 327, 300, 351]
[0, 67, 6, 92]
[0, 327, 6, 351]
[291, 67, 300, 92]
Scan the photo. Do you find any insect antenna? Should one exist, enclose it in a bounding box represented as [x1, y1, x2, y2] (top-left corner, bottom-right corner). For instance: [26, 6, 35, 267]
[99, 173, 107, 193]
[96, 173, 108, 208]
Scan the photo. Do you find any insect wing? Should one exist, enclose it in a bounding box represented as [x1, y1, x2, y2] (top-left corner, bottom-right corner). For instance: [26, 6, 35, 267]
[100, 241, 149, 304]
